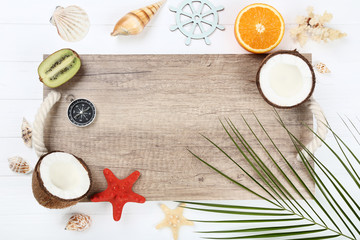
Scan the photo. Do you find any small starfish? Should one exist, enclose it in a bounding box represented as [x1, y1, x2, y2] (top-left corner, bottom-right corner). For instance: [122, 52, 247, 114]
[156, 204, 194, 240]
[91, 168, 145, 221]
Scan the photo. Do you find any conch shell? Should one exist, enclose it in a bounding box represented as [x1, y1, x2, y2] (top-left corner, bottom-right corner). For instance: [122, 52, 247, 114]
[65, 214, 91, 232]
[50, 5, 90, 42]
[111, 0, 165, 36]
[8, 156, 32, 174]
[21, 118, 32, 148]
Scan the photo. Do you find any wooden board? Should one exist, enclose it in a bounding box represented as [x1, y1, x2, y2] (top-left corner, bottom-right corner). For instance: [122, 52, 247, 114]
[43, 54, 314, 201]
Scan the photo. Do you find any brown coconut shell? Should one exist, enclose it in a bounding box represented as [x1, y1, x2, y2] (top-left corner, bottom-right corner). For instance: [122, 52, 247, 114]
[256, 50, 316, 109]
[32, 151, 92, 209]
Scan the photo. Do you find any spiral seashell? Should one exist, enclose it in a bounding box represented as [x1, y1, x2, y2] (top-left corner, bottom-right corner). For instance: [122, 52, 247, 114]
[50, 5, 90, 42]
[8, 156, 32, 174]
[21, 118, 32, 148]
[111, 0, 166, 36]
[65, 214, 91, 232]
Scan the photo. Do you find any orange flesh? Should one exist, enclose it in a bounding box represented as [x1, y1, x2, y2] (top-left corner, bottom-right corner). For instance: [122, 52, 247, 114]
[235, 4, 284, 53]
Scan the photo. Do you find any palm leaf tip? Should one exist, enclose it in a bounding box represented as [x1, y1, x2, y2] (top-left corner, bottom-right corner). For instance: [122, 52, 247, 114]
[196, 223, 315, 234]
[200, 228, 327, 239]
[178, 201, 285, 211]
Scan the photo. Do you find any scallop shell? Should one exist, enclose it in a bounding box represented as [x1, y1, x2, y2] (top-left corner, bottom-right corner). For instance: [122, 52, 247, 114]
[50, 5, 90, 42]
[65, 214, 91, 232]
[315, 62, 331, 74]
[111, 0, 165, 36]
[8, 156, 32, 174]
[21, 118, 32, 148]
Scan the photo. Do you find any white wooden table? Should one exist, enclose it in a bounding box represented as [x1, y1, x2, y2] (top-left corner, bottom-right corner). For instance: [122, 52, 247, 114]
[1, 0, 360, 239]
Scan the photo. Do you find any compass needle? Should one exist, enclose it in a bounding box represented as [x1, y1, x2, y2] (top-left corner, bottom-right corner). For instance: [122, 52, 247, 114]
[67, 99, 96, 127]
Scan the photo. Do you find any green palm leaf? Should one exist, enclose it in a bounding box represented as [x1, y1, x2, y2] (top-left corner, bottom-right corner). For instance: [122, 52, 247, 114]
[184, 114, 360, 240]
[202, 229, 328, 239]
[190, 218, 303, 223]
[197, 223, 315, 233]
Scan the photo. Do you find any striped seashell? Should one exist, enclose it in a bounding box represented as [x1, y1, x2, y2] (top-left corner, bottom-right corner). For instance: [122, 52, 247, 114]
[315, 62, 331, 74]
[111, 0, 166, 36]
[65, 214, 91, 232]
[8, 156, 32, 174]
[21, 118, 32, 148]
[50, 5, 90, 42]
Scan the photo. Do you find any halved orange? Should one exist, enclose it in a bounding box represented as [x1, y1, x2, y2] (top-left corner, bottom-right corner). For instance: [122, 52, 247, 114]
[234, 3, 285, 53]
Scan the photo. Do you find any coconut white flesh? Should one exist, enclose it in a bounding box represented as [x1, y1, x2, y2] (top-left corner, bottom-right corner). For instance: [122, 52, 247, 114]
[259, 54, 313, 107]
[39, 152, 90, 199]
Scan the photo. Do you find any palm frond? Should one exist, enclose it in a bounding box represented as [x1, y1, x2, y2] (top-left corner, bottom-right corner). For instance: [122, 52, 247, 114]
[184, 114, 360, 240]
[201, 229, 329, 239]
[197, 223, 315, 233]
[340, 115, 360, 146]
[189, 218, 303, 223]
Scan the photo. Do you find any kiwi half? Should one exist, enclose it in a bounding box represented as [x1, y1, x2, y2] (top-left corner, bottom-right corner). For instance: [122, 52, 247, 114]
[38, 49, 81, 88]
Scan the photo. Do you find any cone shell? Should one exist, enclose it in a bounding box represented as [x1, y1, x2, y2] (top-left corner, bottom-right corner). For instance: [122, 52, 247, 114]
[21, 118, 32, 148]
[111, 0, 165, 36]
[65, 214, 91, 232]
[8, 156, 32, 174]
[50, 5, 90, 42]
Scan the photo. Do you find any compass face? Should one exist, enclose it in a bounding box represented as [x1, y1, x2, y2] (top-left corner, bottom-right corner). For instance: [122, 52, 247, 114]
[67, 99, 96, 127]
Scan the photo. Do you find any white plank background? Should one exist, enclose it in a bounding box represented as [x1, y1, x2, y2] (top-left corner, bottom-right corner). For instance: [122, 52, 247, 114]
[1, 0, 360, 239]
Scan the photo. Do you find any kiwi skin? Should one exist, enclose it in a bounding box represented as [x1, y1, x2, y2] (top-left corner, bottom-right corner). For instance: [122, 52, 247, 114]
[38, 48, 81, 88]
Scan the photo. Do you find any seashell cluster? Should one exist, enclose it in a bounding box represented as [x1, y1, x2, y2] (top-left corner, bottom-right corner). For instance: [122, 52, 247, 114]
[21, 118, 32, 148]
[50, 5, 90, 42]
[8, 156, 32, 174]
[111, 0, 165, 36]
[290, 6, 346, 46]
[65, 213, 91, 232]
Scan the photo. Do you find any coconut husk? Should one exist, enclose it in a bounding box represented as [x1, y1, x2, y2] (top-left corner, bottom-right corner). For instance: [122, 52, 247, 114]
[32, 151, 92, 209]
[256, 50, 316, 109]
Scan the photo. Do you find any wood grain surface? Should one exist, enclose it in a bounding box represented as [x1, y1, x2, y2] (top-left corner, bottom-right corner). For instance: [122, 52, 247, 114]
[43, 54, 314, 201]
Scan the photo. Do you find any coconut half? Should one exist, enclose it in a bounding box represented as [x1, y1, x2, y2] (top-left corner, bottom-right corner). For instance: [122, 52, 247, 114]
[32, 151, 92, 209]
[256, 50, 316, 108]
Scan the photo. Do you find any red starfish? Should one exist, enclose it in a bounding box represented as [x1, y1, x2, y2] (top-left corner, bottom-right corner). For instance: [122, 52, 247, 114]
[90, 168, 146, 221]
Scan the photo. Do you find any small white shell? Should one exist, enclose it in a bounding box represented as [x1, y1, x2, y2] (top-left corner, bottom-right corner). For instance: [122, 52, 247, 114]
[21, 118, 32, 148]
[65, 214, 91, 232]
[8, 156, 32, 174]
[50, 5, 90, 42]
[315, 62, 331, 74]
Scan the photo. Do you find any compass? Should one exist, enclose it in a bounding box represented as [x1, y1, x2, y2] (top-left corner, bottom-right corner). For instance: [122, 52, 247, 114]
[67, 98, 96, 127]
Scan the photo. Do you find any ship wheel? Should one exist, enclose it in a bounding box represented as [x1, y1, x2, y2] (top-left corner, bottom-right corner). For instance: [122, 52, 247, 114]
[170, 0, 224, 45]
